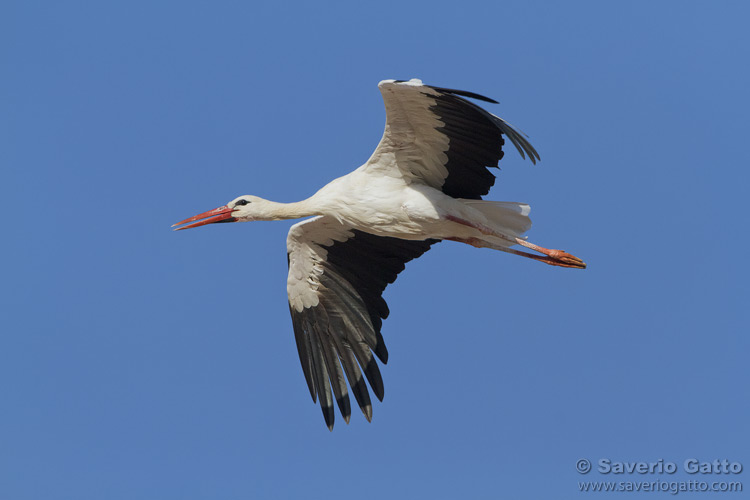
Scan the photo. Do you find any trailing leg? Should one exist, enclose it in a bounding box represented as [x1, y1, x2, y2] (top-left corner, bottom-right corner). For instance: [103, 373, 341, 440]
[446, 215, 586, 269]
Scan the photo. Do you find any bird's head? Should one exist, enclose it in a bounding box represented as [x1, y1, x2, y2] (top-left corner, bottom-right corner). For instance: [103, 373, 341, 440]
[172, 195, 272, 230]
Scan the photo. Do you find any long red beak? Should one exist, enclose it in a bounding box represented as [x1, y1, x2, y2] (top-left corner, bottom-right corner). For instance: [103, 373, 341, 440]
[172, 205, 237, 231]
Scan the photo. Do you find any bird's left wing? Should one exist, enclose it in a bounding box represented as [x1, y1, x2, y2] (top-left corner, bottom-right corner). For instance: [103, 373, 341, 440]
[287, 216, 438, 430]
[361, 79, 540, 200]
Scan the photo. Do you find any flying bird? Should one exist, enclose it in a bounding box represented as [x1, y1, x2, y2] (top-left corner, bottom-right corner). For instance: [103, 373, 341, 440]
[173, 79, 585, 430]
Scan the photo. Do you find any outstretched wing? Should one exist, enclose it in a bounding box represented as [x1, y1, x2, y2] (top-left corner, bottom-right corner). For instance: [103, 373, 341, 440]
[362, 78, 540, 200]
[287, 216, 437, 429]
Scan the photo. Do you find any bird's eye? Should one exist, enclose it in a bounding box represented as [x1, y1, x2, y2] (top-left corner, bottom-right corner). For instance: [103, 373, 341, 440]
[235, 199, 250, 206]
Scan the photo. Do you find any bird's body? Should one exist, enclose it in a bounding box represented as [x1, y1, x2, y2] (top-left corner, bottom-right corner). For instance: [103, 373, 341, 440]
[174, 79, 585, 430]
[272, 175, 496, 240]
[317, 175, 443, 237]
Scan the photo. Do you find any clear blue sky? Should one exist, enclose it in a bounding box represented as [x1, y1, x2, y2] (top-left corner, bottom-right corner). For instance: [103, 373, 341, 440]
[3, 1, 748, 498]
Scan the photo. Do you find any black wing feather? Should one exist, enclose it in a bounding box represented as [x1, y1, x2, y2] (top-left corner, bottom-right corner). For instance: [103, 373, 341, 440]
[288, 227, 437, 429]
[426, 84, 499, 104]
[426, 86, 540, 199]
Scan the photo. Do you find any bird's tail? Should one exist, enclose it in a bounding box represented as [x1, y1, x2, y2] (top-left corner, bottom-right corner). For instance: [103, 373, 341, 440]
[460, 200, 532, 247]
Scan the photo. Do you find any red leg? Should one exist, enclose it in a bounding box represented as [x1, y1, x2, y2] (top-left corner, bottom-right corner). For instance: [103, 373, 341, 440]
[445, 215, 586, 269]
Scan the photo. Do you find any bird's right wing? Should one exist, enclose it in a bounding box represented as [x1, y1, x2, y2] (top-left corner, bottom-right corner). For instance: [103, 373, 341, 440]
[286, 216, 437, 430]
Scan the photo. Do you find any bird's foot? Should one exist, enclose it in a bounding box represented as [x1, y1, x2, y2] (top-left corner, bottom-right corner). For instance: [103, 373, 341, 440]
[538, 249, 587, 269]
[514, 239, 586, 269]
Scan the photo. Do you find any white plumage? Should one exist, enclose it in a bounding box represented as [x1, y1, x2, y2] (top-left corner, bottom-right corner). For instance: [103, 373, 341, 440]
[174, 79, 585, 429]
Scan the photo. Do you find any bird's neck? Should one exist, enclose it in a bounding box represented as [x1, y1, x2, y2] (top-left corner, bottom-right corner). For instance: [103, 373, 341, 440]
[260, 198, 320, 220]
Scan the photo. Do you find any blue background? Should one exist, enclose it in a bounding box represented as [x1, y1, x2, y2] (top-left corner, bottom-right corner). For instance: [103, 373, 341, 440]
[3, 1, 748, 498]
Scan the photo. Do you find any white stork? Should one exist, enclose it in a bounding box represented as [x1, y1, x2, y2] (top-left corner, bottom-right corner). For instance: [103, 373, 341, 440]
[173, 79, 585, 430]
